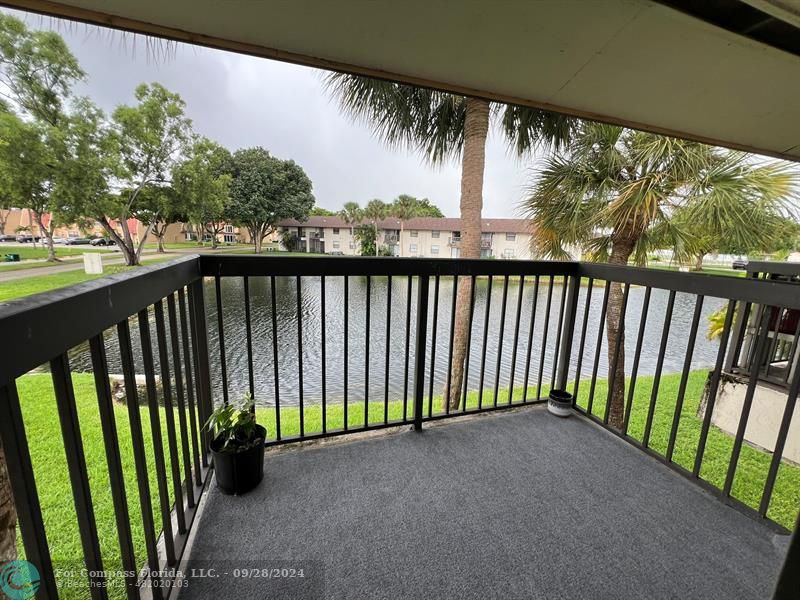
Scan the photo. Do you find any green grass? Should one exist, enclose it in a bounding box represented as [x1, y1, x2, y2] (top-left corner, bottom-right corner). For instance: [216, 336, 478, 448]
[0, 257, 84, 271]
[647, 263, 745, 278]
[0, 245, 108, 260]
[0, 257, 175, 302]
[13, 369, 800, 598]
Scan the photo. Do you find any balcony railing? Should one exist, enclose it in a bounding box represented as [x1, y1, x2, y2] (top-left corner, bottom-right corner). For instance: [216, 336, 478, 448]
[447, 236, 491, 249]
[0, 255, 798, 597]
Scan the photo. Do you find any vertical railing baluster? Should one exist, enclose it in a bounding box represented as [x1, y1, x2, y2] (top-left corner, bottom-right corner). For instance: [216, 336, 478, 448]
[384, 275, 392, 424]
[587, 283, 610, 415]
[536, 276, 554, 401]
[623, 287, 651, 435]
[50, 353, 107, 597]
[214, 276, 229, 405]
[507, 275, 525, 404]
[665, 295, 704, 461]
[723, 307, 773, 496]
[555, 274, 580, 392]
[604, 283, 630, 424]
[403, 276, 413, 420]
[478, 275, 493, 409]
[178, 288, 203, 480]
[138, 308, 176, 566]
[167, 294, 195, 508]
[154, 300, 186, 534]
[492, 275, 509, 407]
[270, 275, 282, 440]
[0, 382, 58, 599]
[759, 360, 800, 516]
[572, 279, 594, 402]
[642, 290, 676, 448]
[413, 276, 430, 431]
[89, 334, 138, 598]
[297, 276, 305, 436]
[444, 275, 458, 415]
[521, 276, 540, 404]
[461, 275, 477, 412]
[551, 276, 568, 389]
[188, 280, 213, 460]
[117, 320, 162, 591]
[321, 275, 327, 433]
[765, 307, 784, 379]
[243, 276, 255, 400]
[364, 275, 371, 427]
[428, 275, 440, 417]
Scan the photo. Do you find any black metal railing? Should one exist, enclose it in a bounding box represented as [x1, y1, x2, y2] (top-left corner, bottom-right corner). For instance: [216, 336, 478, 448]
[1, 255, 799, 598]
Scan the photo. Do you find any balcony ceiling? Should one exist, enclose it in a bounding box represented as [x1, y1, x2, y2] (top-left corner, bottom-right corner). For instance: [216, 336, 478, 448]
[4, 0, 800, 160]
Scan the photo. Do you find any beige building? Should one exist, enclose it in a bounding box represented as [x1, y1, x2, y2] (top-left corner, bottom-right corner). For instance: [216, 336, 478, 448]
[275, 216, 550, 259]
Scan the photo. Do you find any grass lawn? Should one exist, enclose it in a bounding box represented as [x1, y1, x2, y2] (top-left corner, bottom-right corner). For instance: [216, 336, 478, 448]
[14, 368, 799, 598]
[0, 257, 84, 272]
[646, 263, 745, 278]
[0, 245, 108, 260]
[0, 257, 175, 302]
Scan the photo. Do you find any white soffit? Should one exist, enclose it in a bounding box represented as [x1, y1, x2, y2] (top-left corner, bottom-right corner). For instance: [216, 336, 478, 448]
[2, 0, 800, 161]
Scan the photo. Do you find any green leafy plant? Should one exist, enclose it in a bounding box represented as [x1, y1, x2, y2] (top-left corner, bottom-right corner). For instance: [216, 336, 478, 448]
[204, 394, 263, 452]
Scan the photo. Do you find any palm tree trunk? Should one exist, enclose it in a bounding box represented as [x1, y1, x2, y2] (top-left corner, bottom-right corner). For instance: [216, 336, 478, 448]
[0, 440, 17, 562]
[447, 97, 490, 409]
[606, 237, 636, 428]
[694, 253, 705, 271]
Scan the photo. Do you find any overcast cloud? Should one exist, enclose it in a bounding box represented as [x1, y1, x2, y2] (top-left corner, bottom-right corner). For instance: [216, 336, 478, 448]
[7, 8, 537, 218]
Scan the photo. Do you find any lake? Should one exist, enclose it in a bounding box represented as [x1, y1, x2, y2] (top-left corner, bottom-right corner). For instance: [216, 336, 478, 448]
[68, 275, 726, 407]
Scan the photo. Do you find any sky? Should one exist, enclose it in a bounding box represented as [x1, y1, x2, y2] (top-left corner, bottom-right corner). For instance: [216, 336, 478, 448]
[6, 8, 536, 218]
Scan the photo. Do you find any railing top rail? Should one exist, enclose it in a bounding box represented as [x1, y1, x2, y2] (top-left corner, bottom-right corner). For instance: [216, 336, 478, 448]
[0, 255, 201, 388]
[742, 260, 800, 278]
[199, 255, 579, 277]
[579, 262, 800, 309]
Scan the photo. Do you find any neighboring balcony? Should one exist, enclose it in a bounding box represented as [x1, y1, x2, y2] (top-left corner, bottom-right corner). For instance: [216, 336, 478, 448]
[0, 256, 797, 599]
[447, 236, 491, 250]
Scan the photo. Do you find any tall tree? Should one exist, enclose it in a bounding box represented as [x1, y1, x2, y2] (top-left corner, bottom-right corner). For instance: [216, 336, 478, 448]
[226, 147, 315, 253]
[310, 206, 335, 216]
[0, 14, 86, 261]
[135, 185, 186, 253]
[174, 137, 232, 249]
[99, 83, 192, 265]
[362, 198, 386, 256]
[327, 75, 576, 408]
[390, 194, 421, 256]
[524, 123, 799, 428]
[339, 201, 363, 251]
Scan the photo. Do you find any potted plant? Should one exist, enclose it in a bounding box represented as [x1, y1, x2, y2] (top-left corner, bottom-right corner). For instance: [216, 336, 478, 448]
[547, 389, 574, 418]
[206, 394, 266, 495]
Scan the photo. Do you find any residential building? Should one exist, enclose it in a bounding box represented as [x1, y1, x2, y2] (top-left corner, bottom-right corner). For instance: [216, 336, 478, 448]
[275, 215, 562, 259]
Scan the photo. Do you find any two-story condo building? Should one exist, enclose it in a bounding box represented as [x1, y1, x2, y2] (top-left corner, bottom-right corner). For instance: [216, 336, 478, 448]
[276, 216, 548, 259]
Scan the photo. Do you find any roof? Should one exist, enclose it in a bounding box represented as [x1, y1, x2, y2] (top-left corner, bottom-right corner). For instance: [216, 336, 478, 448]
[277, 216, 534, 234]
[7, 0, 800, 161]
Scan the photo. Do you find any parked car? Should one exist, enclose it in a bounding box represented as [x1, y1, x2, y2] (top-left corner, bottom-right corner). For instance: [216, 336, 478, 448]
[90, 238, 115, 246]
[15, 234, 41, 243]
[51, 237, 65, 244]
[0, 234, 17, 242]
[65, 238, 91, 245]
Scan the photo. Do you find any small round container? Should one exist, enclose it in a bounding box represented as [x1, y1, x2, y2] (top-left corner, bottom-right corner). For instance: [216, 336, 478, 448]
[547, 389, 574, 418]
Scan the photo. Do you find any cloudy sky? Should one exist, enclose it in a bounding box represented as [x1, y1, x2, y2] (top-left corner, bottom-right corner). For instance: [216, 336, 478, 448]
[6, 8, 539, 218]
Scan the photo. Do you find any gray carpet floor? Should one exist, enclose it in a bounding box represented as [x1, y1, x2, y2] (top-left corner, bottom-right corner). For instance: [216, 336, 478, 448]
[179, 408, 788, 600]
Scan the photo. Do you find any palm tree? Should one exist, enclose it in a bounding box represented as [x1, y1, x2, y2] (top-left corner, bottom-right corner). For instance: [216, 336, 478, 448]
[390, 194, 421, 256]
[524, 122, 799, 428]
[339, 201, 363, 252]
[326, 74, 576, 409]
[363, 198, 387, 256]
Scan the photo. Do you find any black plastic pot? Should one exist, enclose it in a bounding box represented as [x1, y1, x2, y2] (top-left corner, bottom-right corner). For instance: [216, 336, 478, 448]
[547, 389, 574, 418]
[210, 425, 266, 495]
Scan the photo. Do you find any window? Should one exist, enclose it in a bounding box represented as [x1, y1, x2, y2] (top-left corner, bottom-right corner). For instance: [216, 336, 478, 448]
[333, 228, 340, 235]
[349, 241, 355, 249]
[332, 241, 340, 249]
[224, 224, 234, 233]
[503, 248, 516, 259]
[431, 231, 440, 238]
[430, 245, 439, 254]
[505, 233, 516, 241]
[409, 244, 418, 253]
[410, 230, 418, 237]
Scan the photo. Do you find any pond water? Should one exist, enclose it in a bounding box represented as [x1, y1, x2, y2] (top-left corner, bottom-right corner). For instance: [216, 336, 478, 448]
[68, 275, 726, 408]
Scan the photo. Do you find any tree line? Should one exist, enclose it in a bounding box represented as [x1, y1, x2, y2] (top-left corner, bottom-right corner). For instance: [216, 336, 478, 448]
[0, 15, 314, 265]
